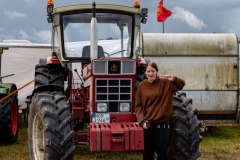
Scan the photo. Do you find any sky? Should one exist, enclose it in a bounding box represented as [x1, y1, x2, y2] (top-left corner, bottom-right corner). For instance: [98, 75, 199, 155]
[0, 0, 239, 43]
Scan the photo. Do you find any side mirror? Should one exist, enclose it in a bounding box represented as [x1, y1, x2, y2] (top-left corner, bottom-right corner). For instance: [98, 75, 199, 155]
[141, 8, 148, 24]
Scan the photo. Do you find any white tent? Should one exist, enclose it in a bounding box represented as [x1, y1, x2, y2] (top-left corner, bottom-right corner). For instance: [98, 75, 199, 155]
[0, 42, 51, 105]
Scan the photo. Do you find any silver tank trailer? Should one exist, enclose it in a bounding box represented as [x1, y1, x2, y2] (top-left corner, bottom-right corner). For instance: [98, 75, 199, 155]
[142, 33, 239, 126]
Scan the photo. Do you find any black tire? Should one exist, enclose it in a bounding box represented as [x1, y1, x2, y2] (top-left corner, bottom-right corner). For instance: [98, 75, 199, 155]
[0, 88, 18, 143]
[28, 91, 75, 160]
[168, 92, 202, 160]
[34, 64, 64, 89]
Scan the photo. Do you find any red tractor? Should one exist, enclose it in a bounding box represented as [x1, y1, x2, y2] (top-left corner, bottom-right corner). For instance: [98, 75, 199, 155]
[28, 1, 202, 159]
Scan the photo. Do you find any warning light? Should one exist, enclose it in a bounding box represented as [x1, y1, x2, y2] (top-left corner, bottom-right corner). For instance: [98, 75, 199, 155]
[48, 0, 54, 6]
[134, 0, 141, 8]
[47, 0, 54, 23]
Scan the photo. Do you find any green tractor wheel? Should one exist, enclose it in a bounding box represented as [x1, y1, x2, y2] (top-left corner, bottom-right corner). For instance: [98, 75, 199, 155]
[0, 86, 19, 144]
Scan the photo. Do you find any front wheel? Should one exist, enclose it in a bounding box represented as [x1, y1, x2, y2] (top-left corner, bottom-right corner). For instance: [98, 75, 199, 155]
[28, 91, 75, 160]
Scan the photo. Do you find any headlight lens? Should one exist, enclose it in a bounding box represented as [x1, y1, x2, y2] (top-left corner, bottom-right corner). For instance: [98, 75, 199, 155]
[97, 103, 108, 112]
[120, 103, 130, 112]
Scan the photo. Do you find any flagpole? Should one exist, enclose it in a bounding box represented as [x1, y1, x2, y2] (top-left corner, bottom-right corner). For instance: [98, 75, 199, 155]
[163, 22, 165, 33]
[157, 0, 171, 33]
[162, 0, 164, 33]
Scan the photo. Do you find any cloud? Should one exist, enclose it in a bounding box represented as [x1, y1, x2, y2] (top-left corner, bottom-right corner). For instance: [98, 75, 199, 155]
[0, 29, 51, 43]
[24, 0, 33, 3]
[5, 29, 52, 43]
[24, 0, 36, 5]
[0, 33, 16, 43]
[172, 6, 207, 30]
[19, 30, 29, 40]
[18, 29, 51, 43]
[4, 10, 26, 18]
[34, 30, 51, 43]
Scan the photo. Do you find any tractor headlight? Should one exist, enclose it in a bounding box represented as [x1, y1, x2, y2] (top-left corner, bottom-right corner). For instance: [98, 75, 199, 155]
[120, 103, 130, 112]
[96, 103, 108, 112]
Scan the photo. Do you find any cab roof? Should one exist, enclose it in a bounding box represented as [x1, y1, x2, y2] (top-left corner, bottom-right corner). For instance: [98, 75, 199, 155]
[54, 4, 141, 15]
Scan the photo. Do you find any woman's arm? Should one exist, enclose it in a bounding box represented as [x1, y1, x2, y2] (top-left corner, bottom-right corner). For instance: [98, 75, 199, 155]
[135, 85, 147, 126]
[161, 74, 185, 91]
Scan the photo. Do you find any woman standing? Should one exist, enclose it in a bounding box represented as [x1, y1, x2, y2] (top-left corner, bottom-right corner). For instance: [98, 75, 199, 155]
[135, 62, 185, 160]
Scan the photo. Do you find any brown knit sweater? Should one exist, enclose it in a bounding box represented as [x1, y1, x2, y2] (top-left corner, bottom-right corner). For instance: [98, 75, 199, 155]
[135, 76, 185, 126]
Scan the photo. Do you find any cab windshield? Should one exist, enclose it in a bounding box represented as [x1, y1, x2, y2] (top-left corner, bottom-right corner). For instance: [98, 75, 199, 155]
[62, 12, 133, 59]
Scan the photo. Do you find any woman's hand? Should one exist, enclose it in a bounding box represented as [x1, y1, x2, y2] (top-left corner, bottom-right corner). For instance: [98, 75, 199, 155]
[143, 121, 149, 129]
[161, 74, 175, 81]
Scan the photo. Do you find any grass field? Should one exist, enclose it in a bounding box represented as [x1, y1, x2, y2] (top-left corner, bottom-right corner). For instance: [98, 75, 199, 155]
[0, 124, 240, 160]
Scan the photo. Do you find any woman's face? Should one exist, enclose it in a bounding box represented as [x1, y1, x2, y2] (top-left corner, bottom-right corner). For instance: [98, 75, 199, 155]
[145, 65, 157, 83]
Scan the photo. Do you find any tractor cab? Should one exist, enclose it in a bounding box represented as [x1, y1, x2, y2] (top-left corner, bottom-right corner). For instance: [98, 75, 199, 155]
[48, 2, 148, 64]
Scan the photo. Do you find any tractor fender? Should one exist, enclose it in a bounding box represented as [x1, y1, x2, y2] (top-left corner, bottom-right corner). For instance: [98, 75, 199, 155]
[0, 83, 18, 95]
[30, 85, 63, 102]
[39, 57, 61, 65]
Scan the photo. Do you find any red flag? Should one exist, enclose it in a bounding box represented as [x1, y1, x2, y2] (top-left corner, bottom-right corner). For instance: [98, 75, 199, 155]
[157, 0, 172, 22]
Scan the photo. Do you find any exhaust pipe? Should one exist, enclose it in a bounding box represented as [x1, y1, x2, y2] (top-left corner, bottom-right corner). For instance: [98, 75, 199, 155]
[90, 2, 98, 61]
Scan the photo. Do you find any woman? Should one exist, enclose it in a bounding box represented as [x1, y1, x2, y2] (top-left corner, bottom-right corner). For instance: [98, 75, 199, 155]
[135, 62, 185, 160]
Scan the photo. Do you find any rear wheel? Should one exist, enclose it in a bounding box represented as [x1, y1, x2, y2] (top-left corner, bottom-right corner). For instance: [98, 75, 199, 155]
[34, 64, 64, 89]
[28, 91, 75, 160]
[0, 87, 18, 143]
[168, 92, 202, 160]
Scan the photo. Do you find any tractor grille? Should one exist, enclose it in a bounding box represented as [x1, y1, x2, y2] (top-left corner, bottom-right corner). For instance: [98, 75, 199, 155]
[93, 60, 135, 74]
[95, 78, 132, 112]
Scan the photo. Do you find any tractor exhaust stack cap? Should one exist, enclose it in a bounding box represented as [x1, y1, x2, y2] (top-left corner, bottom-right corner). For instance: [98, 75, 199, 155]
[92, 2, 96, 17]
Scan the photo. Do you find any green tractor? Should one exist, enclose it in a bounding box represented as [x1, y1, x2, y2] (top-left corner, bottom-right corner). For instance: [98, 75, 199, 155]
[0, 48, 19, 144]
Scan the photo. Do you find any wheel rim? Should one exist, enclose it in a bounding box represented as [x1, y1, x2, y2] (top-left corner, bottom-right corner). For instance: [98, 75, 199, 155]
[33, 113, 44, 159]
[11, 97, 18, 134]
